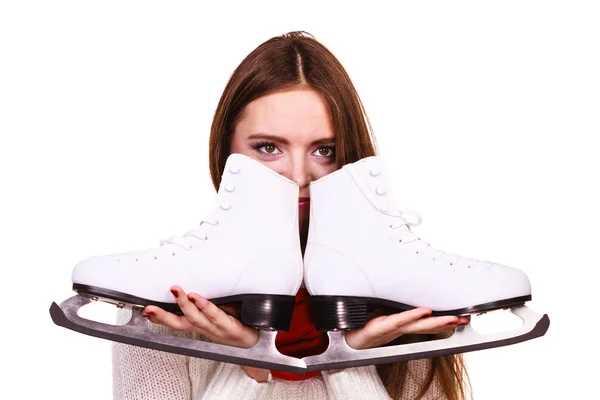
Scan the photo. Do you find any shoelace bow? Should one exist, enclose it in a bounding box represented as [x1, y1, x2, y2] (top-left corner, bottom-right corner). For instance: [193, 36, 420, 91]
[389, 209, 489, 269]
[159, 215, 220, 250]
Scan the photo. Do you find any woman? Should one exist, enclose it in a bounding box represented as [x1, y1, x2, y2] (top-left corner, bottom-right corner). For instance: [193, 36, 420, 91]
[113, 31, 471, 399]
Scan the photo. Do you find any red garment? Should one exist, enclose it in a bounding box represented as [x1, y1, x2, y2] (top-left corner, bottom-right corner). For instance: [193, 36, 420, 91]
[270, 288, 329, 381]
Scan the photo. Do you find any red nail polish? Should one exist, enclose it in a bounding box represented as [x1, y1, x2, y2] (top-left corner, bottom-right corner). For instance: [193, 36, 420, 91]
[189, 296, 196, 303]
[171, 289, 178, 298]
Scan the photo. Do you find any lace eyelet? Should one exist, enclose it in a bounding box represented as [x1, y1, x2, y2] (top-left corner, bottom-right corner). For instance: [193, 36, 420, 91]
[172, 252, 176, 256]
[154, 256, 158, 260]
[204, 235, 208, 240]
[135, 258, 138, 262]
[450, 262, 454, 266]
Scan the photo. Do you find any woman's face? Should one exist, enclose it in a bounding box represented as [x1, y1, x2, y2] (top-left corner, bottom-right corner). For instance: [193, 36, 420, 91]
[230, 87, 337, 248]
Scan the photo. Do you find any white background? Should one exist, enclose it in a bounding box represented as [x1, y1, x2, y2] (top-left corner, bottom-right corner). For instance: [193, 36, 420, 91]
[1, 1, 598, 399]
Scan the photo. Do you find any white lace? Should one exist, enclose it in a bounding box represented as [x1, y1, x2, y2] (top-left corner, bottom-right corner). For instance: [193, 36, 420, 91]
[388, 208, 486, 268]
[158, 166, 238, 251]
[347, 161, 490, 269]
[159, 215, 220, 250]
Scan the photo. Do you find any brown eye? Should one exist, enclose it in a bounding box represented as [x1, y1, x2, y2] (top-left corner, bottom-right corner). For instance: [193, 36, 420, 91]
[254, 142, 281, 156]
[315, 146, 334, 157]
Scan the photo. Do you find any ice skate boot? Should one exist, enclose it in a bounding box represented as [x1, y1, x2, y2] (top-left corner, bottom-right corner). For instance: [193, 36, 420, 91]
[50, 153, 306, 373]
[302, 156, 550, 371]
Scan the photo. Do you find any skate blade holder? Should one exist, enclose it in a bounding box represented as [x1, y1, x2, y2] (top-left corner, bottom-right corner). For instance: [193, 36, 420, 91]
[50, 296, 549, 373]
[50, 295, 307, 374]
[301, 306, 550, 371]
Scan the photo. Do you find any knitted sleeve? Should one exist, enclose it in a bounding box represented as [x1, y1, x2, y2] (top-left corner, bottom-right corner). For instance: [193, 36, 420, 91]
[189, 359, 272, 399]
[321, 359, 445, 400]
[111, 309, 271, 400]
[112, 309, 193, 400]
[321, 366, 392, 399]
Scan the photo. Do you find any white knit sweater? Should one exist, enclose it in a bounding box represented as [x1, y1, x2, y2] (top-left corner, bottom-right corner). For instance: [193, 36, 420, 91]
[112, 309, 444, 399]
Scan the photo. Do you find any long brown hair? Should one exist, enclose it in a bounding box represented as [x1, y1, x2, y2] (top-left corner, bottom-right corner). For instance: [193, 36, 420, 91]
[208, 31, 471, 400]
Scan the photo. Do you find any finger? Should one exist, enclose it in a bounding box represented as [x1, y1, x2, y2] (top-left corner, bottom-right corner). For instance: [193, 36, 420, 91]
[187, 292, 236, 330]
[219, 305, 241, 318]
[417, 321, 461, 335]
[142, 305, 196, 332]
[170, 286, 214, 330]
[387, 313, 471, 335]
[416, 315, 471, 335]
[394, 315, 460, 335]
[186, 293, 260, 348]
[371, 307, 433, 332]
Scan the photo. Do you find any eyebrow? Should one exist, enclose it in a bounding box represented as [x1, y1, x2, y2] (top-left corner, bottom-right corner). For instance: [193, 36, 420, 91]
[246, 133, 335, 146]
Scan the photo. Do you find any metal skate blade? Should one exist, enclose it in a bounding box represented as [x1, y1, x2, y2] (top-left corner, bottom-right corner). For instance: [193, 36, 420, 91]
[50, 295, 306, 373]
[303, 305, 550, 371]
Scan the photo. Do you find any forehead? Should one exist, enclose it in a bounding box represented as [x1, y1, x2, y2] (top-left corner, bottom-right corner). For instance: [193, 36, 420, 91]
[236, 88, 333, 140]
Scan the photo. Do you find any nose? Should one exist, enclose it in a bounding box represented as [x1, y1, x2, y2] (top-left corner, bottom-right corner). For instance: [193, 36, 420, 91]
[287, 155, 313, 190]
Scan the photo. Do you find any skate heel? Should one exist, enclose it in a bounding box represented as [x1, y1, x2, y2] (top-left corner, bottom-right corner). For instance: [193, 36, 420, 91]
[311, 296, 368, 331]
[240, 295, 295, 332]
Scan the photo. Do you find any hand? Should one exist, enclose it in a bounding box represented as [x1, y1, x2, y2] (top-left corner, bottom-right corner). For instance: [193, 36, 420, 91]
[141, 285, 270, 382]
[344, 307, 469, 350]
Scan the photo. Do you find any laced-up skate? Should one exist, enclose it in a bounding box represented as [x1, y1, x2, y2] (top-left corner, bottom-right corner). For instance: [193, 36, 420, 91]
[302, 156, 550, 371]
[50, 153, 306, 373]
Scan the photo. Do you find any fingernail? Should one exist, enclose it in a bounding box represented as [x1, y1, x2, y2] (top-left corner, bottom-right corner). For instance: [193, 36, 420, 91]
[446, 321, 458, 326]
[189, 296, 196, 303]
[171, 288, 178, 298]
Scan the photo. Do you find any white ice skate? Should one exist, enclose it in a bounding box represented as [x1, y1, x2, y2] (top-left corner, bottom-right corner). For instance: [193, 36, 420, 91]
[50, 153, 306, 373]
[302, 156, 550, 371]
